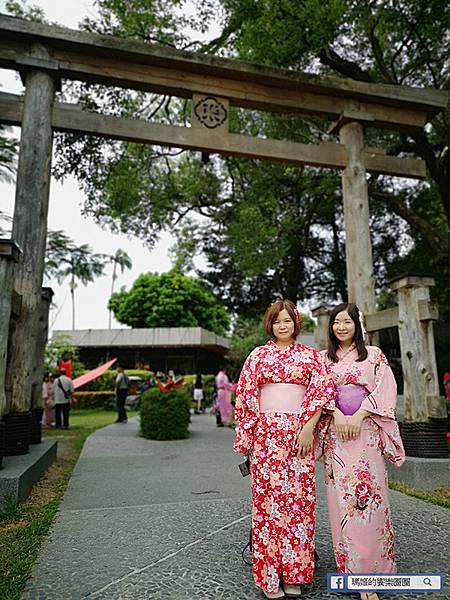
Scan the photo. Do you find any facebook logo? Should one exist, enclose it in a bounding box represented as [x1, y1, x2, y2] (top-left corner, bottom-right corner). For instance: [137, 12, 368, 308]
[329, 575, 346, 591]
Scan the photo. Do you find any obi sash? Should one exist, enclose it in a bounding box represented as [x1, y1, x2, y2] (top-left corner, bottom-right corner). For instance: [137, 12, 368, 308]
[335, 384, 369, 416]
[259, 383, 306, 414]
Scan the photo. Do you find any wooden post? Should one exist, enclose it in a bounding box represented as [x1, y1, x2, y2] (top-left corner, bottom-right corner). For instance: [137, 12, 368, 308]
[339, 121, 377, 324]
[0, 240, 21, 416]
[390, 274, 448, 457]
[311, 306, 330, 350]
[5, 46, 57, 413]
[30, 287, 54, 409]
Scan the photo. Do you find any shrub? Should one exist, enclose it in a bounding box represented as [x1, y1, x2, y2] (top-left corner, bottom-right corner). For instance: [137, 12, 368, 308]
[73, 391, 115, 409]
[140, 386, 191, 440]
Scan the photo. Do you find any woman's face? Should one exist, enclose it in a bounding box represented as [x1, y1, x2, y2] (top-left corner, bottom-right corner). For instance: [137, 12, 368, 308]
[332, 310, 355, 345]
[272, 308, 295, 342]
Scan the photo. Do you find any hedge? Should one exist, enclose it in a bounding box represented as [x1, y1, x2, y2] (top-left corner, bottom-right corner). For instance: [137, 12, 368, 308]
[73, 391, 115, 409]
[140, 386, 191, 440]
[80, 369, 152, 392]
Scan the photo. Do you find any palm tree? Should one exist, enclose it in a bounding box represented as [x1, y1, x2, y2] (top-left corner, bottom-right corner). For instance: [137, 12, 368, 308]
[46, 231, 107, 329]
[108, 248, 132, 328]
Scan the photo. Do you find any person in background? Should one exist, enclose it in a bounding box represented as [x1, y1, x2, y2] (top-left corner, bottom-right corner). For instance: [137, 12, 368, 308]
[42, 373, 55, 428]
[193, 373, 204, 414]
[316, 303, 405, 600]
[54, 368, 74, 429]
[215, 366, 235, 427]
[115, 365, 129, 423]
[212, 382, 223, 427]
[444, 371, 450, 401]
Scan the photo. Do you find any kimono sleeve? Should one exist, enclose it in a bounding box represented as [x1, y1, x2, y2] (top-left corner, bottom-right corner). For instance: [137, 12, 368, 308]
[361, 349, 406, 466]
[233, 348, 261, 455]
[300, 351, 336, 427]
[361, 349, 397, 419]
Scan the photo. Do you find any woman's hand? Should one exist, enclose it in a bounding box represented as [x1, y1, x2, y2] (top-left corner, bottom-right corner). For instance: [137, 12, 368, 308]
[346, 409, 370, 440]
[333, 408, 349, 441]
[297, 424, 314, 458]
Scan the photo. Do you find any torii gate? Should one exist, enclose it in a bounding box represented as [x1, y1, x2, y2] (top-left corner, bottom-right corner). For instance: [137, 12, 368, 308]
[0, 15, 448, 455]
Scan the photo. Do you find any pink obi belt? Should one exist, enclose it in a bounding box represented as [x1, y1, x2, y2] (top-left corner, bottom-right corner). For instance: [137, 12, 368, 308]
[259, 383, 306, 414]
[335, 384, 369, 416]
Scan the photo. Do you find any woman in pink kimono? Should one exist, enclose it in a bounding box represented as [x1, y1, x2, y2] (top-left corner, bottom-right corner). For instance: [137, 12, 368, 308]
[317, 303, 405, 600]
[215, 366, 235, 426]
[234, 299, 335, 599]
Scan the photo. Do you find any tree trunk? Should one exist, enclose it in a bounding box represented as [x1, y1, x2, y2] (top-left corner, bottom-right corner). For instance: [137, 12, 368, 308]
[109, 260, 117, 329]
[71, 275, 76, 331]
[6, 51, 56, 413]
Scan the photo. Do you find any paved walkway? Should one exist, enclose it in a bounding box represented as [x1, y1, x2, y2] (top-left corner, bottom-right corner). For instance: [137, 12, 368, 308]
[23, 415, 449, 599]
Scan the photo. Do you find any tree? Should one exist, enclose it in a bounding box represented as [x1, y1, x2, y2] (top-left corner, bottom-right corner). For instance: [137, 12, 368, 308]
[108, 269, 230, 335]
[108, 248, 132, 328]
[45, 230, 107, 329]
[20, 0, 449, 316]
[45, 333, 85, 377]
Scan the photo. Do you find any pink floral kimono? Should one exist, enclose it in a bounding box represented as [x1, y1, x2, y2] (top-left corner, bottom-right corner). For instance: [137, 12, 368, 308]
[316, 344, 405, 574]
[234, 340, 335, 594]
[215, 369, 235, 424]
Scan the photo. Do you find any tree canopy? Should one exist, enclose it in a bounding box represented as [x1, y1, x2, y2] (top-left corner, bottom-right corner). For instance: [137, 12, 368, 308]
[108, 269, 230, 335]
[7, 0, 450, 319]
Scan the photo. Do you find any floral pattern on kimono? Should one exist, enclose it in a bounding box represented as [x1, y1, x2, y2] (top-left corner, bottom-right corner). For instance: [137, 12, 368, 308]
[234, 340, 335, 593]
[316, 345, 405, 575]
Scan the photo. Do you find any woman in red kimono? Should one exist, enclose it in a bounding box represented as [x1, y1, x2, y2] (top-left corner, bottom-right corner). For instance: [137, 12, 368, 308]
[234, 299, 335, 599]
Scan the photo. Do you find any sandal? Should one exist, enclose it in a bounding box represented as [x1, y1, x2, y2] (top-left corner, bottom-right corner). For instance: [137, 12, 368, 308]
[263, 589, 285, 599]
[284, 583, 301, 597]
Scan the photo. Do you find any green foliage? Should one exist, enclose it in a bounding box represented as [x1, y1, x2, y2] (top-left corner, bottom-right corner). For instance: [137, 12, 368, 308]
[109, 269, 230, 334]
[5, 0, 46, 22]
[45, 334, 85, 377]
[140, 386, 191, 440]
[73, 391, 115, 409]
[44, 0, 450, 320]
[80, 368, 151, 391]
[228, 315, 269, 374]
[0, 497, 23, 524]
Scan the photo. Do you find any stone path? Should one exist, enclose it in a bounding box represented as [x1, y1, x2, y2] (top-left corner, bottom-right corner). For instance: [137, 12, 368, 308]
[22, 415, 449, 599]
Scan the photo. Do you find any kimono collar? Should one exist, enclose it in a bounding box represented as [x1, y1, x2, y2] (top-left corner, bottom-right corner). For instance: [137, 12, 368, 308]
[336, 343, 357, 360]
[267, 339, 295, 352]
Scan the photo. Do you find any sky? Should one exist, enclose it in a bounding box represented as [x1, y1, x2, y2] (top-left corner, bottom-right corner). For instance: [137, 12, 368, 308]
[0, 0, 193, 332]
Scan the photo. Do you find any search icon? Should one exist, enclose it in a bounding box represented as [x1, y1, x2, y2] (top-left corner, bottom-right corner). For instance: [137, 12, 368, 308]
[423, 577, 432, 586]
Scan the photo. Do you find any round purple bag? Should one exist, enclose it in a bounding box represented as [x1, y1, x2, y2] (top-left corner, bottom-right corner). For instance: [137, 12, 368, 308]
[335, 384, 369, 416]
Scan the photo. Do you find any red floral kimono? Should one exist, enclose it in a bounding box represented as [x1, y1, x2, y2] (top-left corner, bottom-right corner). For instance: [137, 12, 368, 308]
[234, 340, 335, 594]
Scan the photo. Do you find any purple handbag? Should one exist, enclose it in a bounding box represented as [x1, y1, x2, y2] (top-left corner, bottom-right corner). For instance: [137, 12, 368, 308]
[335, 384, 369, 416]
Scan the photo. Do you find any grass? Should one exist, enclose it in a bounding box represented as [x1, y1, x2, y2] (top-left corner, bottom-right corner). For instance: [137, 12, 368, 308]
[0, 408, 137, 600]
[389, 480, 450, 508]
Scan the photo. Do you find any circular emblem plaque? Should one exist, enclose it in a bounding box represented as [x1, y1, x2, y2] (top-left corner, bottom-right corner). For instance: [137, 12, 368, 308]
[194, 96, 228, 129]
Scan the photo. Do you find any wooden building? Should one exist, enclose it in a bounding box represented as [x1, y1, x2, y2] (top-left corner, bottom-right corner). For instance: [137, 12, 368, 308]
[53, 327, 230, 374]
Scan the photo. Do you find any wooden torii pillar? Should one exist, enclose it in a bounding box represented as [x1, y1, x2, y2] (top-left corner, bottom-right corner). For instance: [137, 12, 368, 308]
[329, 112, 377, 328]
[3, 45, 57, 441]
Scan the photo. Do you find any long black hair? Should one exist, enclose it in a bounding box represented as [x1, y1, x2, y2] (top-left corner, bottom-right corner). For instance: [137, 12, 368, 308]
[327, 302, 367, 362]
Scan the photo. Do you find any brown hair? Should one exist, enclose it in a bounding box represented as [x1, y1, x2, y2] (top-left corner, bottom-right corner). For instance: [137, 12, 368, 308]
[327, 302, 367, 362]
[264, 299, 300, 338]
